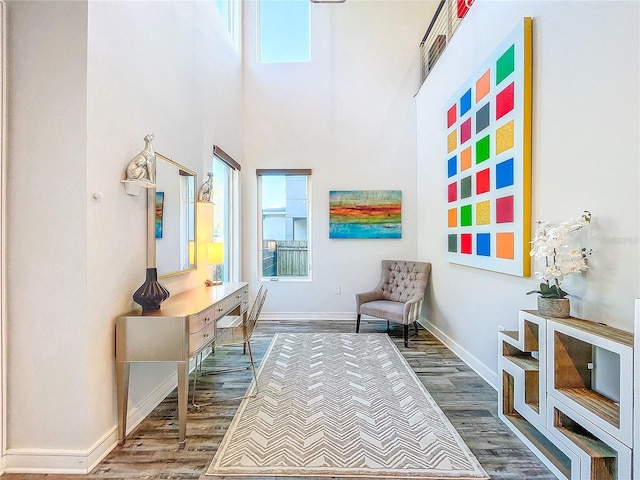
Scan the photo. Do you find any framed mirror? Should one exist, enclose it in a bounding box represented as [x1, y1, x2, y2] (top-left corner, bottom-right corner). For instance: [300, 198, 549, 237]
[154, 153, 197, 277]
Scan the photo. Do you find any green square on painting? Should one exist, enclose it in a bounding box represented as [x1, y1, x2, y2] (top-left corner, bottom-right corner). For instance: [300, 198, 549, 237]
[476, 135, 490, 163]
[460, 204, 472, 226]
[496, 44, 515, 85]
[448, 234, 457, 252]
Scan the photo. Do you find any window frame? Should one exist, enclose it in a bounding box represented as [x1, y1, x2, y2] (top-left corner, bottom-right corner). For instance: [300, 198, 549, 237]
[257, 169, 312, 282]
[215, 0, 242, 48]
[212, 146, 241, 282]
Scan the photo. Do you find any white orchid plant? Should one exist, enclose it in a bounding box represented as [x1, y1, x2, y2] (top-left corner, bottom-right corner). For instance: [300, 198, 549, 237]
[527, 211, 592, 299]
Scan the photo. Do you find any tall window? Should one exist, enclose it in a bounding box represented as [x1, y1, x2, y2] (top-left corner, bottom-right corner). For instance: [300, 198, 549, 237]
[215, 0, 241, 47]
[258, 169, 311, 280]
[258, 0, 310, 63]
[212, 146, 241, 282]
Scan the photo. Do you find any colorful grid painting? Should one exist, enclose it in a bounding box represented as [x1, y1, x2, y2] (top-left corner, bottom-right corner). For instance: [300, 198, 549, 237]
[445, 18, 532, 277]
[329, 190, 402, 239]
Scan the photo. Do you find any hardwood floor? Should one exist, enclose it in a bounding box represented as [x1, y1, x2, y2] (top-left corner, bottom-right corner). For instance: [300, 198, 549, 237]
[3, 319, 557, 480]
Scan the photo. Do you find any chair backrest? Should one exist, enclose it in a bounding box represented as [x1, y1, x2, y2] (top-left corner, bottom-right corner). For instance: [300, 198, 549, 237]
[378, 260, 431, 303]
[243, 286, 268, 341]
[217, 286, 268, 346]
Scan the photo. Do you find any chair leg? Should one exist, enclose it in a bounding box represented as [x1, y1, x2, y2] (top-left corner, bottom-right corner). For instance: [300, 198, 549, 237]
[403, 325, 409, 348]
[414, 321, 419, 334]
[246, 340, 258, 397]
[356, 314, 361, 333]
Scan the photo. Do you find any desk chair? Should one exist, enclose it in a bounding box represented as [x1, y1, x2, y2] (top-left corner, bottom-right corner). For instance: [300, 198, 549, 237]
[190, 286, 268, 408]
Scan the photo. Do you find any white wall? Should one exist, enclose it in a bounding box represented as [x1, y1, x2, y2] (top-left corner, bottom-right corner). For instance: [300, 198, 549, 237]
[416, 0, 640, 385]
[7, 0, 90, 452]
[242, 0, 439, 313]
[6, 0, 242, 471]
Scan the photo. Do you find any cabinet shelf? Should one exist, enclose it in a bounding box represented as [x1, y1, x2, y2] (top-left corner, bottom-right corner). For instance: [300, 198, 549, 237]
[501, 369, 574, 479]
[548, 398, 631, 480]
[503, 413, 572, 478]
[555, 387, 619, 428]
[505, 355, 538, 371]
[548, 317, 632, 446]
[502, 330, 519, 341]
[499, 310, 633, 480]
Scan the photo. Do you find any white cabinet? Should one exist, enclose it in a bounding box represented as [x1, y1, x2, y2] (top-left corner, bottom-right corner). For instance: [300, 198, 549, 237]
[498, 310, 633, 480]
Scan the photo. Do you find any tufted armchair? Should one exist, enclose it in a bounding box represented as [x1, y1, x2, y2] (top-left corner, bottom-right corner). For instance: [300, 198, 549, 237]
[356, 260, 431, 347]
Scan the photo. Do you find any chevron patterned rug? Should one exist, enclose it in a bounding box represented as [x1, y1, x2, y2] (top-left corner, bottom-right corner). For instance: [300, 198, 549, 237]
[206, 333, 488, 479]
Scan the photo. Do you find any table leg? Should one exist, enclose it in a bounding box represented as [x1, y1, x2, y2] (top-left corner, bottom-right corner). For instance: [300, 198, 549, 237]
[116, 361, 130, 445]
[177, 361, 188, 448]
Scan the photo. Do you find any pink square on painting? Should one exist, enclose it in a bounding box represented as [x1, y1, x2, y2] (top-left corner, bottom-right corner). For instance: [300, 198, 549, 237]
[448, 182, 457, 203]
[460, 118, 472, 144]
[447, 105, 457, 128]
[476, 168, 490, 194]
[496, 82, 515, 120]
[496, 195, 514, 223]
[461, 234, 472, 254]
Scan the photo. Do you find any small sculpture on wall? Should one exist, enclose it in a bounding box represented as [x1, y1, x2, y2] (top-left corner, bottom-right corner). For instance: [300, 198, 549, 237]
[197, 172, 214, 203]
[126, 134, 156, 185]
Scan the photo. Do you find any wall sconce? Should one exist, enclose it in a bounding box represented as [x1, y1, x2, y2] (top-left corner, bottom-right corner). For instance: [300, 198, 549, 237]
[121, 134, 157, 196]
[197, 172, 214, 203]
[207, 242, 224, 285]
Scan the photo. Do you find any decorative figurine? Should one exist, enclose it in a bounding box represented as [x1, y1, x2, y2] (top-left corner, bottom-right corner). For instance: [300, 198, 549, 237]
[126, 134, 156, 185]
[197, 172, 214, 203]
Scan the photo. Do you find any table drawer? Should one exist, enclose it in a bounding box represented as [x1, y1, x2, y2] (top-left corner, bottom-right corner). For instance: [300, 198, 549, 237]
[189, 320, 216, 355]
[189, 306, 216, 334]
[214, 287, 249, 320]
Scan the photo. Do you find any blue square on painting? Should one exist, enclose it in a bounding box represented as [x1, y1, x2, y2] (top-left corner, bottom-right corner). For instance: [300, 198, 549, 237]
[496, 158, 515, 188]
[460, 89, 472, 116]
[477, 233, 491, 256]
[448, 156, 457, 177]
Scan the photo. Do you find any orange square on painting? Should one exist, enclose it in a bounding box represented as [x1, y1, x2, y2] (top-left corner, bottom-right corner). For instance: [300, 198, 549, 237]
[496, 232, 514, 259]
[460, 147, 472, 171]
[448, 208, 457, 227]
[476, 70, 491, 102]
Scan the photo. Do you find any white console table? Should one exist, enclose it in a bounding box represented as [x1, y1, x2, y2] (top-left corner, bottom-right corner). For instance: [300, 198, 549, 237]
[116, 282, 249, 447]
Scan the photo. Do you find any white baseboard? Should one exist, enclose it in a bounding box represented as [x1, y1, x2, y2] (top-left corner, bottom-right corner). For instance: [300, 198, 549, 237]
[419, 320, 498, 390]
[260, 312, 356, 322]
[3, 357, 201, 474]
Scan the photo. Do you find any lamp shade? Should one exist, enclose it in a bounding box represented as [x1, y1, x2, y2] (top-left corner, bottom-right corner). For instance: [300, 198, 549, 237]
[188, 241, 195, 265]
[207, 242, 224, 265]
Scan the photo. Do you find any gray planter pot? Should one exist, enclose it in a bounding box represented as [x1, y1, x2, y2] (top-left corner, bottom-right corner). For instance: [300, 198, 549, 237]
[537, 296, 570, 318]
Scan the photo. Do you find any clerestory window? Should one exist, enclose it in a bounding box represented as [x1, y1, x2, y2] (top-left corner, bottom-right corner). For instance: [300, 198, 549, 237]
[258, 0, 311, 63]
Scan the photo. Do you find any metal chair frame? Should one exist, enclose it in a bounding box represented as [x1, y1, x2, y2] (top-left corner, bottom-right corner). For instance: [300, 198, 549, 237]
[190, 286, 268, 409]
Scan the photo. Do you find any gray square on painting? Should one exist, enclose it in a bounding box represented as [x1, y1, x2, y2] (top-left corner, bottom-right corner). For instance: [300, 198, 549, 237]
[476, 102, 490, 133]
[461, 176, 472, 198]
[448, 234, 457, 252]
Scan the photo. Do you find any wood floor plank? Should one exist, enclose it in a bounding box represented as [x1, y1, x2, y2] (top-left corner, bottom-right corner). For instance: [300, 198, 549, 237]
[2, 320, 557, 480]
